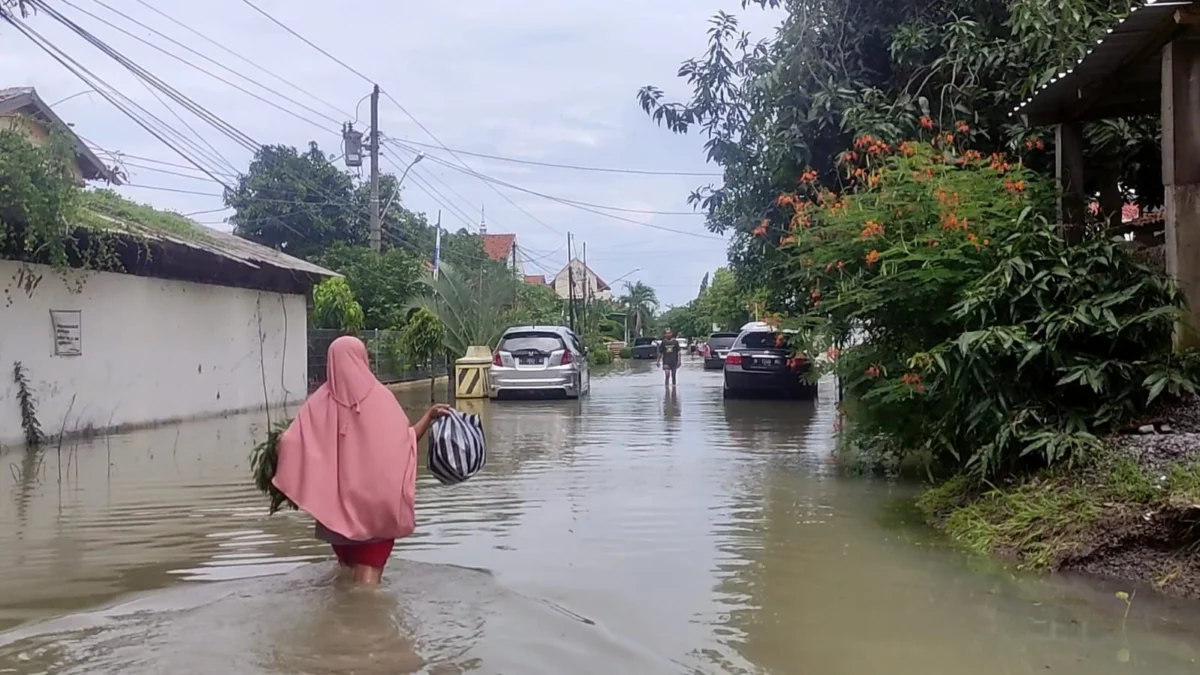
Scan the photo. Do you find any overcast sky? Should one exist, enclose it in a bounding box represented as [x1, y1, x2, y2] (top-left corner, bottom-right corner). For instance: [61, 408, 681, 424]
[2, 0, 782, 307]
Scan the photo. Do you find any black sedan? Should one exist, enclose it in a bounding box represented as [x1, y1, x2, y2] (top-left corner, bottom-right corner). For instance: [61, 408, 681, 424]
[722, 329, 818, 399]
[630, 336, 659, 360]
[703, 332, 740, 370]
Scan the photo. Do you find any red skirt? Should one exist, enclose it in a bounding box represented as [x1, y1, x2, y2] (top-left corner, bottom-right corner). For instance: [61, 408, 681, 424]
[331, 539, 395, 568]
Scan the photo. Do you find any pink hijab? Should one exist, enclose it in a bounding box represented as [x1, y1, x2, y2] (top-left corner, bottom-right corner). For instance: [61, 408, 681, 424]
[273, 336, 417, 541]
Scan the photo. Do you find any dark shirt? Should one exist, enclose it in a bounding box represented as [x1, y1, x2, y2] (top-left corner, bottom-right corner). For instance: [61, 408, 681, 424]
[659, 338, 681, 368]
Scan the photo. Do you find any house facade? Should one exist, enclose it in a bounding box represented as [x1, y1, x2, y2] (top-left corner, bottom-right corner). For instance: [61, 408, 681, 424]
[552, 258, 612, 302]
[0, 87, 335, 444]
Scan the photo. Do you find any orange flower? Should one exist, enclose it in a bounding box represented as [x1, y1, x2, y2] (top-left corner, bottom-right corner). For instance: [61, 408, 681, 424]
[859, 220, 884, 239]
[865, 249, 881, 266]
[826, 346, 840, 361]
[955, 121, 970, 133]
[780, 234, 796, 246]
[799, 169, 819, 184]
[752, 220, 769, 237]
[919, 116, 935, 130]
[836, 260, 845, 272]
[866, 365, 881, 378]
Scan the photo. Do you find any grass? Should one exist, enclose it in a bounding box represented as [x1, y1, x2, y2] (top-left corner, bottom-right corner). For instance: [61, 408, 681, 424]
[77, 188, 207, 240]
[917, 449, 1200, 571]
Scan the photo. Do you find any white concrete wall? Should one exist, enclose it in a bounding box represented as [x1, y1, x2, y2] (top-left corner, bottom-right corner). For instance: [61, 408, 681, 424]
[0, 261, 308, 444]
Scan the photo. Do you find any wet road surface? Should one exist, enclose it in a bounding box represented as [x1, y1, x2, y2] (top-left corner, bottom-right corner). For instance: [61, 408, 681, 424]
[1, 359, 1199, 673]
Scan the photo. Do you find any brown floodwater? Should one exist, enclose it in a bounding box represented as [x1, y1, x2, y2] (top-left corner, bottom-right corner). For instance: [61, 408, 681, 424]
[1, 359, 1199, 674]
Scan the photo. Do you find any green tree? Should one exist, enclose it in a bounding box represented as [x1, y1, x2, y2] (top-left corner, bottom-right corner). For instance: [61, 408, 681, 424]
[638, 0, 1150, 312]
[697, 268, 749, 331]
[311, 277, 365, 334]
[398, 307, 446, 402]
[510, 282, 564, 326]
[409, 261, 518, 358]
[226, 142, 362, 260]
[315, 243, 424, 329]
[619, 281, 658, 337]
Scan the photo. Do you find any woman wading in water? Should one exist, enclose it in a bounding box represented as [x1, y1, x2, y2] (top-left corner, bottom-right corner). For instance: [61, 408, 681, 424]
[273, 336, 449, 584]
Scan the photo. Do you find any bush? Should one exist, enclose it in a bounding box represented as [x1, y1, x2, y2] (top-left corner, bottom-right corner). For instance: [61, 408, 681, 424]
[775, 133, 1200, 478]
[589, 342, 613, 366]
[311, 277, 365, 334]
[619, 347, 632, 360]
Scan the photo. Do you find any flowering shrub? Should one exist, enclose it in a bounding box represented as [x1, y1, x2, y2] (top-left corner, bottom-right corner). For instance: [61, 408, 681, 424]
[767, 129, 1197, 478]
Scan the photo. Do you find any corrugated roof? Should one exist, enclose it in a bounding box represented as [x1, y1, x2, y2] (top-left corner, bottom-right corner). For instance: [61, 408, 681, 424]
[80, 193, 337, 280]
[0, 86, 120, 184]
[1012, 1, 1194, 125]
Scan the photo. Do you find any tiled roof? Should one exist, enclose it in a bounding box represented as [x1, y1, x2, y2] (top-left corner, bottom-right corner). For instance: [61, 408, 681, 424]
[482, 233, 515, 262]
[523, 274, 546, 285]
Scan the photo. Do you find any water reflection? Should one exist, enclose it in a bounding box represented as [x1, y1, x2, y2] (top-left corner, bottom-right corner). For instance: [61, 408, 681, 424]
[1, 363, 1199, 673]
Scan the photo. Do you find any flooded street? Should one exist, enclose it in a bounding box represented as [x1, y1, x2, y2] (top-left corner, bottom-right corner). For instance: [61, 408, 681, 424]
[2, 359, 1199, 674]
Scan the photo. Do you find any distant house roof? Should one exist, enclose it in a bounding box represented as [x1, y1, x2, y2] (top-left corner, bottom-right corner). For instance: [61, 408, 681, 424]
[523, 274, 546, 285]
[64, 190, 337, 294]
[0, 86, 120, 184]
[554, 258, 609, 291]
[482, 233, 515, 262]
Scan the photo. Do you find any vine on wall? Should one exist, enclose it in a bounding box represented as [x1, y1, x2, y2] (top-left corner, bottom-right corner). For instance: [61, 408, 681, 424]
[12, 361, 43, 449]
[1, 124, 129, 300]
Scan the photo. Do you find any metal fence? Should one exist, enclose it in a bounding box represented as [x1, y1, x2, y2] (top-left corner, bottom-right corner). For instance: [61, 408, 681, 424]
[308, 329, 449, 392]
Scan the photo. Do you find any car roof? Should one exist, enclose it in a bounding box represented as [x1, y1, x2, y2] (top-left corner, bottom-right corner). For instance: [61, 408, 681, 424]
[710, 332, 739, 338]
[503, 325, 573, 336]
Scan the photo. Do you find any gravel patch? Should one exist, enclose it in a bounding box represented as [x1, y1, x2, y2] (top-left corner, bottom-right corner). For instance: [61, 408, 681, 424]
[1110, 395, 1200, 475]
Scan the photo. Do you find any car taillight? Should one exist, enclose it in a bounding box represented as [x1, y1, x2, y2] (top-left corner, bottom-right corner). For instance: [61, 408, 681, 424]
[561, 350, 573, 364]
[725, 352, 743, 366]
[492, 351, 503, 366]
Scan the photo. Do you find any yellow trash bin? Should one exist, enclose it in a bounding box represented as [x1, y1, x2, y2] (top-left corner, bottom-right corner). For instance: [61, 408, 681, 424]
[455, 345, 493, 399]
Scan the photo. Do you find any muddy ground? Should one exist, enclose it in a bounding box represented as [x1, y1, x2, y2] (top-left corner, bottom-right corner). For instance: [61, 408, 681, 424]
[1059, 397, 1200, 599]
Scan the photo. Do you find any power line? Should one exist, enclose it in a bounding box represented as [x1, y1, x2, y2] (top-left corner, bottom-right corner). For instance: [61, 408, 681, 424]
[3, 10, 236, 186]
[396, 138, 723, 177]
[65, 0, 342, 135]
[396, 143, 725, 241]
[130, 0, 347, 122]
[239, 0, 374, 83]
[232, 0, 564, 236]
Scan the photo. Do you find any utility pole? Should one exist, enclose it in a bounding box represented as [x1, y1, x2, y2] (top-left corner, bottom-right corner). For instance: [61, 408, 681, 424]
[433, 210, 441, 281]
[566, 233, 576, 332]
[368, 84, 381, 252]
[581, 241, 588, 336]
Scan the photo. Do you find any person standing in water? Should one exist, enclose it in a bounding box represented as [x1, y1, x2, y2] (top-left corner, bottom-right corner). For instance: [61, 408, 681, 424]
[657, 327, 681, 387]
[273, 335, 450, 585]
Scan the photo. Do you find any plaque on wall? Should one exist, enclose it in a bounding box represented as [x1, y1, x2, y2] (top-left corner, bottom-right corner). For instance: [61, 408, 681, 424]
[50, 309, 82, 356]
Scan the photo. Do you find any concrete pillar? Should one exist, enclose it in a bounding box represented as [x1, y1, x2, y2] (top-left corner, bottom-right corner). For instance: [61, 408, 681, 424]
[1056, 122, 1087, 244]
[1163, 38, 1200, 348]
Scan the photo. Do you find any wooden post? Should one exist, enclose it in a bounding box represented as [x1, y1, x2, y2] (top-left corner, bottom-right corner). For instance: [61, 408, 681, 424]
[1056, 122, 1087, 245]
[1099, 161, 1123, 232]
[1163, 38, 1200, 348]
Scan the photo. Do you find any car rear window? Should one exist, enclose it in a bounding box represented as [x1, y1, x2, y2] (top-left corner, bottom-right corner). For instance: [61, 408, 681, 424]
[501, 333, 565, 353]
[708, 335, 738, 349]
[633, 337, 656, 346]
[737, 331, 793, 350]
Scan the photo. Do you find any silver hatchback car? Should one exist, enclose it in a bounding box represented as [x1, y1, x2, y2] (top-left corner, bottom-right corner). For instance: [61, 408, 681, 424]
[490, 325, 591, 399]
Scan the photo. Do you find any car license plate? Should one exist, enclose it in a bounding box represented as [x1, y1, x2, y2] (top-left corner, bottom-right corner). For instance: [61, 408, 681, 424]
[755, 357, 778, 367]
[519, 357, 542, 365]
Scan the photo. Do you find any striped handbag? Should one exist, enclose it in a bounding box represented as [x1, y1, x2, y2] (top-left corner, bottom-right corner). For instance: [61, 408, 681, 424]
[428, 409, 486, 485]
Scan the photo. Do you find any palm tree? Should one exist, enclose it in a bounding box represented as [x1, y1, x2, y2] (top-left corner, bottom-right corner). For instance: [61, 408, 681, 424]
[620, 281, 658, 337]
[408, 261, 517, 358]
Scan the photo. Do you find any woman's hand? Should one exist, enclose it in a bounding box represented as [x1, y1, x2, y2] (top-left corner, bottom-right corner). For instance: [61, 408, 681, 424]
[413, 404, 453, 442]
[425, 403, 452, 420]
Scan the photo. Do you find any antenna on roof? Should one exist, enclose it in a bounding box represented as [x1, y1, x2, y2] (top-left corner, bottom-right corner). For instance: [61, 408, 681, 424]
[479, 205, 486, 235]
